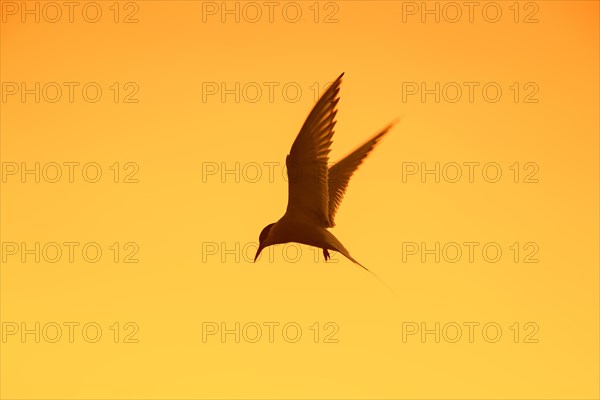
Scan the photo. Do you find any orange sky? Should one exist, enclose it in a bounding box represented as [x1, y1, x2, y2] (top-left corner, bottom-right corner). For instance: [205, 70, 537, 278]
[1, 1, 599, 398]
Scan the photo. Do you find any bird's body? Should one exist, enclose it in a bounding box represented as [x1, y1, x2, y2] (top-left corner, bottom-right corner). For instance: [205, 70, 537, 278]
[254, 72, 397, 281]
[266, 210, 353, 260]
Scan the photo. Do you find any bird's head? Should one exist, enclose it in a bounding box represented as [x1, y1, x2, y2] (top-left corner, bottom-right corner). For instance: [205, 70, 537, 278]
[254, 222, 275, 262]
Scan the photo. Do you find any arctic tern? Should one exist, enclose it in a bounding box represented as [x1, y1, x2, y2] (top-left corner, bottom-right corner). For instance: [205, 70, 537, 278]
[254, 72, 397, 283]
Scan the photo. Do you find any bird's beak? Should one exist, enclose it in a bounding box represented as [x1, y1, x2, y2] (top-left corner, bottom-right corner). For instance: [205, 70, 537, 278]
[254, 244, 264, 262]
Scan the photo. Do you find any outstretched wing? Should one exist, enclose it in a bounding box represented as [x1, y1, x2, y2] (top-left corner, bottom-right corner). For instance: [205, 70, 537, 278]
[326, 120, 398, 227]
[286, 73, 343, 227]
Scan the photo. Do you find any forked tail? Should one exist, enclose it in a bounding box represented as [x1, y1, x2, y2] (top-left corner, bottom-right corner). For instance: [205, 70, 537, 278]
[341, 251, 396, 295]
[325, 233, 395, 294]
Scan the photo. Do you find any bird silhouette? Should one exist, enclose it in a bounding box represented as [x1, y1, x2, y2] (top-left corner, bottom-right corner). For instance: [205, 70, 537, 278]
[254, 72, 397, 286]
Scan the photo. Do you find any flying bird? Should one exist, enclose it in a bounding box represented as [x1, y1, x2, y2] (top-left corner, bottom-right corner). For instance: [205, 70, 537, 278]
[254, 72, 397, 284]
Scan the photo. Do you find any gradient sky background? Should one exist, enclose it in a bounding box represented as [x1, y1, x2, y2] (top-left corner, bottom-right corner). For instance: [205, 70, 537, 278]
[1, 1, 599, 399]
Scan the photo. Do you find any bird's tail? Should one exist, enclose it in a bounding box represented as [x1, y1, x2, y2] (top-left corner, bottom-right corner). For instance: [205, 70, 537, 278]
[324, 231, 395, 294]
[335, 248, 396, 295]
